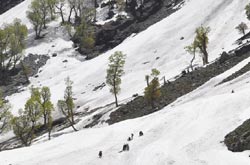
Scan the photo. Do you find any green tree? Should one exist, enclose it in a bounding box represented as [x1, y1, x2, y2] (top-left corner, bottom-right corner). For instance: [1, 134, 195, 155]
[185, 41, 198, 71]
[30, 87, 54, 139]
[12, 110, 34, 146]
[106, 51, 126, 107]
[74, 20, 95, 58]
[8, 19, 28, 69]
[24, 97, 42, 130]
[0, 19, 27, 75]
[57, 77, 77, 131]
[40, 87, 54, 129]
[12, 95, 42, 146]
[55, 0, 66, 24]
[39, 0, 51, 29]
[67, 0, 77, 23]
[27, 0, 44, 39]
[144, 69, 161, 109]
[47, 0, 57, 20]
[27, 0, 51, 38]
[0, 27, 10, 73]
[194, 25, 210, 65]
[236, 22, 248, 36]
[0, 92, 12, 134]
[117, 0, 125, 16]
[246, 3, 250, 20]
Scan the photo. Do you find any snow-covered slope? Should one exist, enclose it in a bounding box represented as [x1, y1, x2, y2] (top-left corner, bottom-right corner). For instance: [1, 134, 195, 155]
[0, 0, 248, 114]
[1, 0, 250, 164]
[1, 57, 250, 165]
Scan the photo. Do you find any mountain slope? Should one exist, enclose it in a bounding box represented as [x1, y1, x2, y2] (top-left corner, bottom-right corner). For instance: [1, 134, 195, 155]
[0, 0, 250, 164]
[1, 58, 250, 164]
[1, 0, 248, 114]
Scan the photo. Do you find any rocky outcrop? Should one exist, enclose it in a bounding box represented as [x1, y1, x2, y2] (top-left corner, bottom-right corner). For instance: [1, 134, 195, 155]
[0, 0, 24, 15]
[77, 0, 183, 59]
[0, 54, 49, 97]
[225, 119, 250, 152]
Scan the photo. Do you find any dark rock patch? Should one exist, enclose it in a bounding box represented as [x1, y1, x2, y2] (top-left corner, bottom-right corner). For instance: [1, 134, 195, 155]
[219, 51, 230, 64]
[0, 0, 24, 15]
[93, 82, 106, 91]
[218, 62, 250, 85]
[0, 54, 49, 97]
[52, 53, 57, 57]
[225, 119, 250, 152]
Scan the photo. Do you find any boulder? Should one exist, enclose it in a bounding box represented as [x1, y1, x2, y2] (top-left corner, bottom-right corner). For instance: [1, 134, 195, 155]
[219, 51, 230, 64]
[225, 119, 250, 152]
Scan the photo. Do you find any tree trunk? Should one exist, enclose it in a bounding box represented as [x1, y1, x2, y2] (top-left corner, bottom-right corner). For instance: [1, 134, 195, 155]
[114, 92, 118, 107]
[20, 61, 30, 83]
[48, 130, 51, 140]
[203, 49, 208, 65]
[60, 9, 65, 24]
[70, 123, 78, 131]
[43, 114, 47, 128]
[68, 7, 74, 23]
[70, 110, 78, 131]
[190, 53, 195, 71]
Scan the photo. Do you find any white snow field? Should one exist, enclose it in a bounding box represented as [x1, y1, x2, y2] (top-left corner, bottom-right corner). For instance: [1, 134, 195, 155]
[1, 0, 250, 164]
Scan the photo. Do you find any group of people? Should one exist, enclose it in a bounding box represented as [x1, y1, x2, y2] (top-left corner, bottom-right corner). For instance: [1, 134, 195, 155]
[98, 131, 144, 158]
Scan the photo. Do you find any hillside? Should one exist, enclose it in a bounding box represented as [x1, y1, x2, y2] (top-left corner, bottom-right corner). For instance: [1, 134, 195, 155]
[1, 0, 250, 164]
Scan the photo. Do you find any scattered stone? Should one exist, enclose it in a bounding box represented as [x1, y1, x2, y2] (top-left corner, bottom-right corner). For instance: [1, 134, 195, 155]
[52, 53, 57, 57]
[181, 70, 186, 76]
[131, 133, 134, 140]
[62, 60, 68, 63]
[98, 151, 102, 158]
[107, 10, 115, 19]
[219, 51, 230, 64]
[156, 57, 160, 60]
[142, 61, 150, 65]
[180, 36, 184, 40]
[139, 131, 144, 137]
[93, 82, 106, 91]
[122, 144, 129, 151]
[132, 93, 139, 97]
